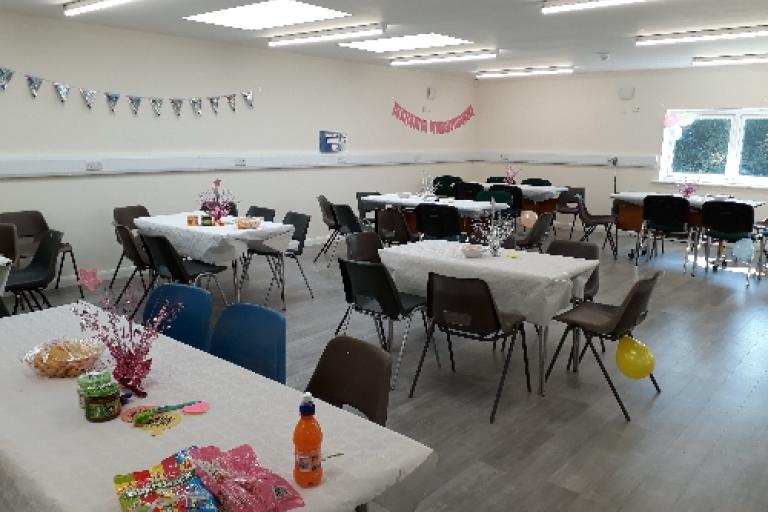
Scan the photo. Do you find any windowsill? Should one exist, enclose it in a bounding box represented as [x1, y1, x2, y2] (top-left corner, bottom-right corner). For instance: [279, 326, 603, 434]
[653, 179, 768, 191]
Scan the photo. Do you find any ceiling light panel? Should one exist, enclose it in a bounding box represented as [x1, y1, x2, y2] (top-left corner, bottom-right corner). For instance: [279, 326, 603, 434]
[184, 0, 351, 31]
[637, 25, 768, 46]
[692, 53, 768, 67]
[391, 50, 497, 67]
[476, 66, 575, 79]
[339, 33, 472, 53]
[269, 23, 384, 47]
[542, 0, 653, 15]
[63, 0, 134, 16]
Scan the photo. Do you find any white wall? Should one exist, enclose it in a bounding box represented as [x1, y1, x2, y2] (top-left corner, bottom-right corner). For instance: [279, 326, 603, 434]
[0, 11, 479, 272]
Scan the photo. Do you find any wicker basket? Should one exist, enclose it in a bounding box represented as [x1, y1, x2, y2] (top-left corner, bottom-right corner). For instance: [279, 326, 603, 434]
[24, 339, 102, 378]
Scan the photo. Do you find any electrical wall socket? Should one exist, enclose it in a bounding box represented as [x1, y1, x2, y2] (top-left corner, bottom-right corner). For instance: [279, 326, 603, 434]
[85, 161, 103, 172]
[235, 159, 247, 167]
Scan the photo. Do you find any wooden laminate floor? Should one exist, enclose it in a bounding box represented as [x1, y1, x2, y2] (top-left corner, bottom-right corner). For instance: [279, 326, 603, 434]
[27, 230, 768, 512]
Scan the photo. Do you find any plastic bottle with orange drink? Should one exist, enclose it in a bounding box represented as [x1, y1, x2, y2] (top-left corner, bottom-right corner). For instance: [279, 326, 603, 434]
[293, 392, 323, 488]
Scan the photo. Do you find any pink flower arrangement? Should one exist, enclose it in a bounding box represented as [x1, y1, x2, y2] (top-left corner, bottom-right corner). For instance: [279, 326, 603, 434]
[200, 178, 236, 221]
[505, 164, 521, 185]
[677, 181, 697, 199]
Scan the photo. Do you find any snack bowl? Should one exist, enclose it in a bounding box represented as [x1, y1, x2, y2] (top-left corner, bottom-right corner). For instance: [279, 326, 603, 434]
[24, 339, 102, 378]
[461, 244, 487, 259]
[236, 217, 262, 230]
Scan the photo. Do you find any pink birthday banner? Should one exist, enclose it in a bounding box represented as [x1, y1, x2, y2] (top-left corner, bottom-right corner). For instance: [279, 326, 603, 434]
[391, 100, 475, 135]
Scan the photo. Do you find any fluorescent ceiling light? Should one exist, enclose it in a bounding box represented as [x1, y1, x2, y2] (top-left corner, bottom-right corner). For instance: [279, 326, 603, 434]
[340, 33, 472, 53]
[637, 25, 768, 46]
[542, 0, 652, 15]
[692, 53, 768, 67]
[269, 23, 384, 47]
[63, 0, 133, 16]
[476, 66, 575, 79]
[184, 0, 350, 31]
[391, 50, 497, 67]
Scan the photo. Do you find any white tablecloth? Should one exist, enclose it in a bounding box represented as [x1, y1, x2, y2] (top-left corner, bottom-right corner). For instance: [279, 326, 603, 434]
[379, 240, 598, 326]
[0, 306, 434, 512]
[361, 194, 507, 218]
[135, 213, 295, 265]
[477, 183, 568, 202]
[0, 256, 10, 295]
[611, 192, 765, 210]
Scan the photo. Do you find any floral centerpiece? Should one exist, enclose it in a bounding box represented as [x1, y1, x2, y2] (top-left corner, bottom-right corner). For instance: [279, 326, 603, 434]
[200, 178, 237, 223]
[505, 164, 521, 185]
[677, 180, 697, 199]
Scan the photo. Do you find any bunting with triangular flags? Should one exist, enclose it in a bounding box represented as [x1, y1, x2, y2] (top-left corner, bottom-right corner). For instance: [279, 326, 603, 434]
[171, 98, 184, 117]
[26, 75, 43, 98]
[0, 67, 14, 91]
[226, 94, 237, 112]
[128, 96, 142, 115]
[209, 96, 219, 115]
[150, 98, 163, 117]
[106, 92, 120, 113]
[190, 98, 202, 117]
[80, 88, 97, 109]
[242, 91, 254, 108]
[53, 82, 71, 103]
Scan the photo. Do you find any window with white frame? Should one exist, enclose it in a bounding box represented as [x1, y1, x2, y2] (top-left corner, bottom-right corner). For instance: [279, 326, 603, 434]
[659, 109, 768, 185]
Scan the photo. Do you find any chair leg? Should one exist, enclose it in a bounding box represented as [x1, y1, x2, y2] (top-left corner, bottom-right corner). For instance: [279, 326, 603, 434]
[409, 322, 436, 399]
[600, 336, 606, 353]
[605, 224, 618, 258]
[650, 373, 661, 393]
[68, 250, 84, 299]
[293, 256, 314, 299]
[586, 336, 630, 421]
[209, 274, 229, 305]
[13, 293, 20, 314]
[420, 309, 441, 368]
[327, 233, 343, 269]
[21, 291, 36, 311]
[335, 306, 352, 336]
[35, 289, 52, 308]
[115, 267, 139, 305]
[569, 215, 577, 239]
[129, 273, 157, 319]
[546, 325, 573, 381]
[391, 314, 414, 390]
[490, 328, 518, 423]
[54, 252, 66, 290]
[520, 325, 531, 393]
[109, 253, 125, 289]
[313, 230, 338, 263]
[27, 290, 43, 310]
[446, 331, 456, 372]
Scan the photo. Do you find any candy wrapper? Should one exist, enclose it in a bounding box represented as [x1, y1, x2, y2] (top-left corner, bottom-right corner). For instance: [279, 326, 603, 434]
[189, 445, 304, 512]
[113, 448, 219, 512]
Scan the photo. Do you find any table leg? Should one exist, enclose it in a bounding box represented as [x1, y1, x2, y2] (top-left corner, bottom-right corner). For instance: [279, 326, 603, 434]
[537, 324, 549, 396]
[231, 258, 244, 303]
[571, 327, 581, 373]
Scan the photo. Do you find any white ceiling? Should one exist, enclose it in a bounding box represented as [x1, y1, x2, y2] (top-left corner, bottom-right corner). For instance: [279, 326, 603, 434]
[4, 0, 768, 74]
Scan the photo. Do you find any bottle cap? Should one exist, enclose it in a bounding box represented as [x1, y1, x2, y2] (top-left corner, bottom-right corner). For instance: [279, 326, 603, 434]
[299, 392, 315, 416]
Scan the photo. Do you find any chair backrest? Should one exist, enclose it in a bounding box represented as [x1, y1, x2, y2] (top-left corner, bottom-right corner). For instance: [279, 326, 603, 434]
[546, 240, 600, 299]
[701, 201, 754, 235]
[375, 208, 411, 245]
[428, 272, 501, 337]
[306, 336, 392, 426]
[477, 190, 516, 210]
[26, 230, 64, 283]
[521, 178, 552, 186]
[115, 225, 149, 267]
[433, 175, 463, 196]
[612, 272, 662, 336]
[486, 176, 506, 183]
[142, 283, 213, 352]
[0, 211, 49, 239]
[414, 203, 461, 240]
[209, 303, 287, 384]
[246, 206, 276, 222]
[113, 206, 150, 231]
[141, 235, 191, 283]
[557, 187, 585, 209]
[520, 212, 553, 247]
[0, 223, 18, 265]
[282, 211, 311, 255]
[453, 182, 484, 201]
[317, 195, 338, 230]
[356, 192, 380, 219]
[346, 232, 383, 263]
[643, 195, 689, 230]
[338, 259, 404, 318]
[332, 204, 363, 235]
[488, 185, 523, 210]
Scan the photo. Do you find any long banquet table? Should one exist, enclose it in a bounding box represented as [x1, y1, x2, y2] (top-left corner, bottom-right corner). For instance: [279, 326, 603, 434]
[361, 194, 507, 218]
[0, 306, 434, 512]
[379, 240, 599, 395]
[477, 182, 568, 202]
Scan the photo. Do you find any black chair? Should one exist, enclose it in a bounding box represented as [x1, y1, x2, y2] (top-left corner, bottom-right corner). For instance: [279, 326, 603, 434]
[414, 204, 462, 241]
[641, 195, 691, 267]
[346, 232, 384, 263]
[336, 258, 429, 389]
[556, 187, 585, 239]
[699, 201, 755, 275]
[433, 175, 463, 197]
[246, 206, 276, 222]
[6, 230, 63, 313]
[0, 211, 82, 299]
[453, 182, 484, 201]
[0, 223, 18, 266]
[376, 208, 418, 245]
[111, 205, 150, 289]
[113, 225, 152, 305]
[409, 272, 530, 423]
[546, 240, 600, 301]
[306, 336, 392, 426]
[138, 235, 228, 317]
[486, 176, 507, 183]
[313, 195, 340, 264]
[488, 185, 523, 218]
[547, 272, 663, 421]
[247, 211, 313, 310]
[521, 178, 552, 186]
[330, 204, 364, 267]
[356, 192, 380, 226]
[577, 196, 617, 258]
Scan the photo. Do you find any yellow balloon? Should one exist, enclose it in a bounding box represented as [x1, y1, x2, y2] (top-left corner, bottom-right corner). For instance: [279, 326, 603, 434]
[521, 210, 538, 229]
[615, 335, 655, 380]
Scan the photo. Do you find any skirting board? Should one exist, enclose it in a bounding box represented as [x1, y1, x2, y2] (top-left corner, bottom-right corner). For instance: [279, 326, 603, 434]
[0, 150, 658, 179]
